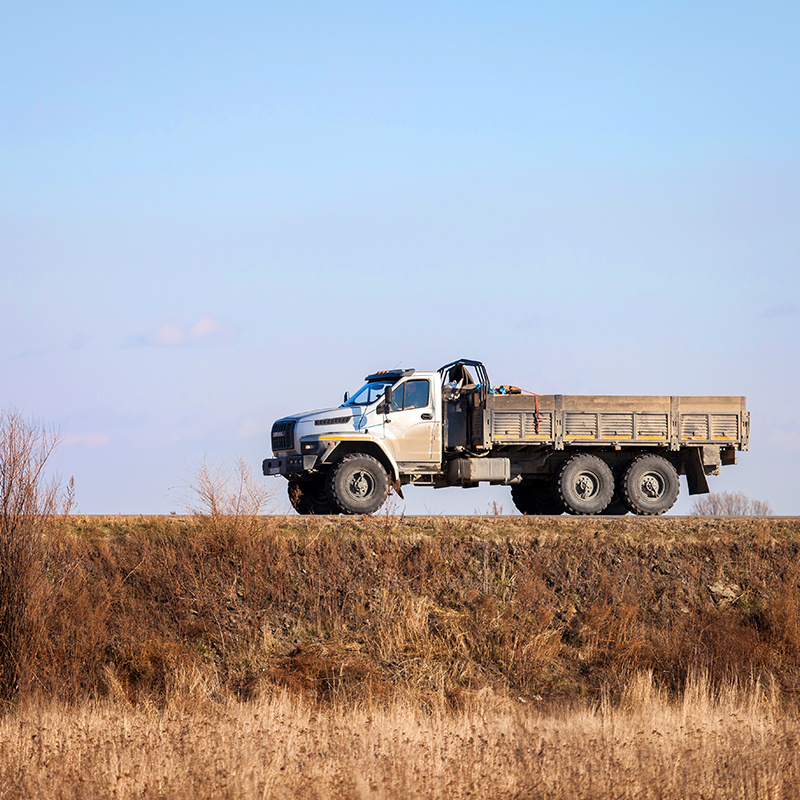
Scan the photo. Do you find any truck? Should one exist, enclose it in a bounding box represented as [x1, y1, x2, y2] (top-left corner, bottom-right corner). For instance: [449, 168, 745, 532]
[262, 359, 749, 516]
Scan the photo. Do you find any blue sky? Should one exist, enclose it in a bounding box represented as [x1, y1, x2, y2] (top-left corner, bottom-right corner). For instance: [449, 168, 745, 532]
[3, 1, 798, 514]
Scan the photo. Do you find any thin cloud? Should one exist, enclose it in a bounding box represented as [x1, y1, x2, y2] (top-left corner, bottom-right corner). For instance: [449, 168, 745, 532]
[189, 315, 221, 338]
[125, 315, 237, 348]
[67, 333, 92, 351]
[122, 334, 151, 348]
[157, 323, 185, 345]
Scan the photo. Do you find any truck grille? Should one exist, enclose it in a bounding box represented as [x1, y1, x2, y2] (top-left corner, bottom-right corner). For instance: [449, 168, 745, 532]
[271, 420, 296, 452]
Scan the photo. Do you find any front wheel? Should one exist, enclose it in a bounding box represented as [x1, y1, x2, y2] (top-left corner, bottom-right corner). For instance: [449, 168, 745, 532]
[327, 454, 389, 515]
[621, 454, 680, 515]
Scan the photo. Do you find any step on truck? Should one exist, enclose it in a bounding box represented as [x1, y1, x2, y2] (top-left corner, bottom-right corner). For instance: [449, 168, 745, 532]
[262, 359, 749, 516]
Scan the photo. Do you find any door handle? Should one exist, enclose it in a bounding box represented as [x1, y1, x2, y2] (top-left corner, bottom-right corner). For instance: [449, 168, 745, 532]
[421, 413, 433, 420]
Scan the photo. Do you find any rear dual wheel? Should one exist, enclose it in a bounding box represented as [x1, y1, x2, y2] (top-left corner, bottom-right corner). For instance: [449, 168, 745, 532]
[620, 454, 679, 515]
[555, 453, 679, 516]
[555, 454, 615, 515]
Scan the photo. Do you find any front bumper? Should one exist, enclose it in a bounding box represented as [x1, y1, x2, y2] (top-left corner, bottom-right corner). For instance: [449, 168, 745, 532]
[262, 454, 317, 476]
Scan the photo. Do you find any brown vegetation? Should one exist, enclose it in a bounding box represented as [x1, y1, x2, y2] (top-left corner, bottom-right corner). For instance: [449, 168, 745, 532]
[5, 412, 797, 796]
[2, 501, 799, 797]
[691, 490, 773, 516]
[0, 409, 72, 705]
[183, 456, 273, 533]
[1, 674, 798, 799]
[2, 513, 797, 708]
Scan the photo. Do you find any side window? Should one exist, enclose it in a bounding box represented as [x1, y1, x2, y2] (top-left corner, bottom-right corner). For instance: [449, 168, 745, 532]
[391, 379, 430, 411]
[404, 379, 430, 409]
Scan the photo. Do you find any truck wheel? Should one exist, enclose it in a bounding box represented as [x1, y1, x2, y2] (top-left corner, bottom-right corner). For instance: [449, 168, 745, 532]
[511, 481, 563, 515]
[555, 454, 615, 515]
[288, 477, 337, 515]
[621, 454, 679, 515]
[327, 454, 389, 515]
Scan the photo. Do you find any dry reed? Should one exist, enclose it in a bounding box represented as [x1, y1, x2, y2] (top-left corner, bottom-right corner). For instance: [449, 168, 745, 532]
[1, 672, 797, 799]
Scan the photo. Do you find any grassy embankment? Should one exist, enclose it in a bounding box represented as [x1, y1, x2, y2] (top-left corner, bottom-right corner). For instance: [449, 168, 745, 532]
[15, 515, 800, 706]
[1, 515, 799, 798]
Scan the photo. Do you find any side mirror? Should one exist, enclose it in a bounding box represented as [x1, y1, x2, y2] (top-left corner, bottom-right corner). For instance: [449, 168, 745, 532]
[377, 385, 392, 415]
[343, 391, 349, 404]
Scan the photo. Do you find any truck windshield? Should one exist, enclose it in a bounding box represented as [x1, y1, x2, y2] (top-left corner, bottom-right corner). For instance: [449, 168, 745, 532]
[345, 379, 395, 406]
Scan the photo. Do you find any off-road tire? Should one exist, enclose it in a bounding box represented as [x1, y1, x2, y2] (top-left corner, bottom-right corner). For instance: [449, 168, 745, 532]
[555, 454, 615, 515]
[288, 477, 337, 516]
[621, 454, 680, 515]
[327, 454, 389, 515]
[511, 481, 564, 515]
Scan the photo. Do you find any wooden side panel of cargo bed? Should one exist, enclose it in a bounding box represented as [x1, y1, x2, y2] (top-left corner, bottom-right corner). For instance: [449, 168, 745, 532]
[487, 394, 747, 449]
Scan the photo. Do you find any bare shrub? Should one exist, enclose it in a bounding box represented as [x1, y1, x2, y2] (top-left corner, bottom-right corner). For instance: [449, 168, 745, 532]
[690, 490, 773, 516]
[185, 457, 273, 535]
[0, 409, 71, 705]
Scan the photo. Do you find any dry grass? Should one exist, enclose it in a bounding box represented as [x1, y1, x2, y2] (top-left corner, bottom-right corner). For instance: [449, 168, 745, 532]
[3, 508, 800, 798]
[183, 457, 274, 536]
[7, 413, 797, 795]
[7, 514, 799, 708]
[1, 673, 797, 799]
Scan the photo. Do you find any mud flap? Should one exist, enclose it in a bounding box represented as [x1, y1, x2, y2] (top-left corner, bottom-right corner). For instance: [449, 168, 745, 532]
[682, 448, 710, 495]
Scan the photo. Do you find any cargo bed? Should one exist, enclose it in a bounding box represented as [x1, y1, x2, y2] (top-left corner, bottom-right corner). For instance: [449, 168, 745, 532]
[478, 394, 750, 451]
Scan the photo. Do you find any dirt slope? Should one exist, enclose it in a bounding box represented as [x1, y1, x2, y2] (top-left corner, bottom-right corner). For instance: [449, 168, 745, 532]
[20, 516, 800, 706]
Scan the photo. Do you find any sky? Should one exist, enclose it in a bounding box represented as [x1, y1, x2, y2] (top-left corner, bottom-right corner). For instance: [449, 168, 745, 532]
[2, 1, 798, 515]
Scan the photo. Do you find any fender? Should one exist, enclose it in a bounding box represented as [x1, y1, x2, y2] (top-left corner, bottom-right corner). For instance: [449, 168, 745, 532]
[318, 435, 401, 482]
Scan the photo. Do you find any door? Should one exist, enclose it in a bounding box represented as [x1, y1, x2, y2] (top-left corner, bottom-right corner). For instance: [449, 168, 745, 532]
[383, 378, 439, 465]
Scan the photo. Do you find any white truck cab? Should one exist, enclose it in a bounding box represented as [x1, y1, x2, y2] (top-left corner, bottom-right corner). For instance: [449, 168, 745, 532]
[263, 367, 448, 514]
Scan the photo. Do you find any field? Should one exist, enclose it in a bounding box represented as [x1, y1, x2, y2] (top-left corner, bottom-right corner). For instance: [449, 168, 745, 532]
[1, 515, 799, 798]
